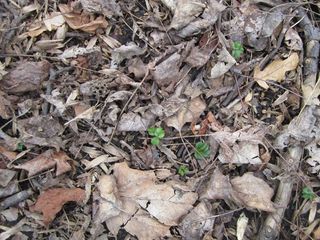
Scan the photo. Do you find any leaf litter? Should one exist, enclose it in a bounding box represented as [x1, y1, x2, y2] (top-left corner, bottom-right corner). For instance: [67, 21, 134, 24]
[0, 0, 319, 239]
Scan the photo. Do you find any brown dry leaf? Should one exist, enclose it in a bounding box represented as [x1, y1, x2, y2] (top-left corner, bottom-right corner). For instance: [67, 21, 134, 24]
[152, 52, 181, 89]
[80, 0, 122, 17]
[165, 97, 206, 131]
[169, 0, 205, 30]
[30, 188, 85, 225]
[179, 201, 215, 240]
[59, 4, 108, 33]
[202, 169, 275, 212]
[254, 53, 299, 89]
[43, 12, 65, 31]
[0, 169, 16, 187]
[185, 46, 212, 68]
[285, 28, 303, 51]
[95, 162, 198, 239]
[17, 116, 63, 149]
[1, 61, 51, 94]
[111, 43, 146, 65]
[211, 126, 265, 164]
[15, 150, 72, 177]
[0, 91, 12, 119]
[209, 48, 236, 79]
[231, 173, 276, 212]
[118, 112, 153, 132]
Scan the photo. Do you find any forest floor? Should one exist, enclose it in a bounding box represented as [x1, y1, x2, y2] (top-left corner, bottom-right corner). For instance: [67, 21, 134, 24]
[1, 0, 320, 239]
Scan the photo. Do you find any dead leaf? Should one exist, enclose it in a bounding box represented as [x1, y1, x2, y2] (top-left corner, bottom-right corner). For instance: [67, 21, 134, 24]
[95, 162, 197, 239]
[0, 169, 16, 187]
[210, 126, 265, 164]
[209, 48, 236, 79]
[17, 116, 63, 149]
[80, 0, 122, 17]
[118, 112, 153, 132]
[169, 0, 205, 30]
[0, 91, 12, 119]
[179, 201, 215, 240]
[185, 46, 212, 68]
[237, 213, 248, 240]
[30, 188, 85, 225]
[254, 53, 299, 89]
[165, 97, 206, 131]
[43, 12, 65, 31]
[1, 61, 51, 94]
[285, 28, 303, 51]
[0, 61, 7, 80]
[202, 169, 275, 212]
[152, 52, 181, 88]
[14, 150, 72, 177]
[59, 4, 108, 33]
[111, 43, 146, 65]
[231, 173, 275, 212]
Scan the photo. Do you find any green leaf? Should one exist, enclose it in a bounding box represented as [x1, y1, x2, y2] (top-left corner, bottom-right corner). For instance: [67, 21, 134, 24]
[154, 127, 165, 139]
[17, 142, 25, 152]
[194, 141, 210, 160]
[148, 127, 157, 136]
[231, 41, 244, 59]
[151, 137, 160, 146]
[302, 187, 316, 200]
[178, 165, 189, 177]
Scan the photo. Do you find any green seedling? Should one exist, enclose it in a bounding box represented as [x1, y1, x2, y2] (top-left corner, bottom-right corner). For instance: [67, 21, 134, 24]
[302, 187, 316, 201]
[147, 127, 165, 146]
[231, 41, 244, 60]
[194, 141, 210, 160]
[17, 142, 25, 152]
[178, 165, 189, 177]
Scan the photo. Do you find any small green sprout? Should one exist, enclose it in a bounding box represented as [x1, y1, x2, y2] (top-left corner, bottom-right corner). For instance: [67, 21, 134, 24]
[148, 127, 165, 146]
[231, 41, 244, 60]
[17, 142, 25, 152]
[194, 141, 210, 160]
[302, 187, 316, 201]
[178, 165, 189, 177]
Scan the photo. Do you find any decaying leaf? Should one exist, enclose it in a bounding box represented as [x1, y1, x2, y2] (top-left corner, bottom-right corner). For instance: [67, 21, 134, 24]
[275, 106, 320, 149]
[209, 126, 265, 164]
[118, 112, 153, 132]
[254, 53, 299, 89]
[1, 61, 51, 94]
[165, 97, 206, 131]
[59, 4, 108, 33]
[231, 173, 275, 212]
[15, 150, 72, 177]
[0, 91, 12, 119]
[43, 12, 65, 31]
[237, 213, 249, 240]
[80, 0, 122, 17]
[0, 169, 16, 187]
[285, 28, 303, 51]
[0, 61, 7, 80]
[30, 188, 85, 225]
[95, 162, 198, 239]
[209, 48, 236, 79]
[17, 116, 63, 149]
[179, 201, 215, 240]
[202, 169, 275, 212]
[169, 0, 205, 30]
[111, 43, 146, 65]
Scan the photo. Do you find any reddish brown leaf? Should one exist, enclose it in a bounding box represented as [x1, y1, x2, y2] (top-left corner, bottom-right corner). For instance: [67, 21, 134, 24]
[30, 188, 85, 225]
[15, 150, 71, 177]
[1, 61, 51, 94]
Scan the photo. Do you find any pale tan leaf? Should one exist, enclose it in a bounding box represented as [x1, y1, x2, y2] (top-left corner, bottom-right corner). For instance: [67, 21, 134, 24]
[254, 53, 299, 84]
[165, 97, 206, 131]
[231, 173, 276, 212]
[237, 213, 248, 240]
[95, 162, 197, 239]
